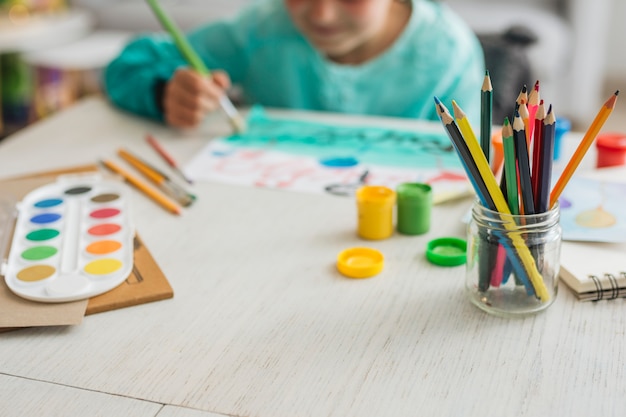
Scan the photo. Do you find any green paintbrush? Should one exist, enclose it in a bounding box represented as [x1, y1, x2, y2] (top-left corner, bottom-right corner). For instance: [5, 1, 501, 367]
[145, 0, 246, 133]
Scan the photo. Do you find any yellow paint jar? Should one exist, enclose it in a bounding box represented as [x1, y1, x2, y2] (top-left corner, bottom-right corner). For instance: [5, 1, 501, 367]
[356, 185, 396, 240]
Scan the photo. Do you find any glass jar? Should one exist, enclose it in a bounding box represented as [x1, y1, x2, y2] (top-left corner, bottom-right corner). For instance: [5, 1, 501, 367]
[466, 201, 561, 317]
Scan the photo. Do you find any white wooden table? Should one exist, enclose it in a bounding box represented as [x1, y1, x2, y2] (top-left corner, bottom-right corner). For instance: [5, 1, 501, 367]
[0, 97, 624, 417]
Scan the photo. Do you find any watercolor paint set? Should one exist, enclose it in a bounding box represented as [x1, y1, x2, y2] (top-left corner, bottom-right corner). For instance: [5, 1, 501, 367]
[1, 174, 135, 302]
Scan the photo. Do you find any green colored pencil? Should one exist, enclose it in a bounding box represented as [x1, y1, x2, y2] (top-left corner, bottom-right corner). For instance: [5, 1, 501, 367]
[501, 118, 518, 215]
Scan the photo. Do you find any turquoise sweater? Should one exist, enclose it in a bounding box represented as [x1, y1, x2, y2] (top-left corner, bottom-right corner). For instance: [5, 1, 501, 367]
[103, 0, 485, 124]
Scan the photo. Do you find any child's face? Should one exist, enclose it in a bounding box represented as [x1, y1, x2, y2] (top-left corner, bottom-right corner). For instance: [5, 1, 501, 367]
[285, 0, 403, 63]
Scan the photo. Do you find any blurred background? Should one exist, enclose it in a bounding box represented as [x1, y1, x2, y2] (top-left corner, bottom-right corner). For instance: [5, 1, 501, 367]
[1, 0, 624, 139]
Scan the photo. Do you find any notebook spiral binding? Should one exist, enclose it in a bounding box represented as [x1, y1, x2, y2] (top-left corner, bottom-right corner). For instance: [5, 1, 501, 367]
[589, 272, 626, 301]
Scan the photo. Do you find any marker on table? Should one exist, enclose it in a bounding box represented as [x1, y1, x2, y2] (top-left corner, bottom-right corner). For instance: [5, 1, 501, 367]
[100, 159, 183, 216]
[145, 0, 246, 134]
[146, 134, 193, 185]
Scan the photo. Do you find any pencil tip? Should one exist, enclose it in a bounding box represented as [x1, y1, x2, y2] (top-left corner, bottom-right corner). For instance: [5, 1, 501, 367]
[522, 85, 527, 93]
[615, 90, 620, 96]
[503, 117, 509, 126]
[433, 96, 441, 104]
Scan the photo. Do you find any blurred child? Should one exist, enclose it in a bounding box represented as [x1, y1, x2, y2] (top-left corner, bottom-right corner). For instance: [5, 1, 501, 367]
[104, 0, 484, 129]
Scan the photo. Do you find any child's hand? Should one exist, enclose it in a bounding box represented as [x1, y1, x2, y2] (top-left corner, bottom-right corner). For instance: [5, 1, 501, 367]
[163, 68, 231, 129]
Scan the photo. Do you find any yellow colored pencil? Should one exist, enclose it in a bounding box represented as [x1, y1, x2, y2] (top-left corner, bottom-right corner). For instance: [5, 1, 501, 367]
[101, 158, 182, 215]
[549, 91, 619, 207]
[451, 100, 549, 301]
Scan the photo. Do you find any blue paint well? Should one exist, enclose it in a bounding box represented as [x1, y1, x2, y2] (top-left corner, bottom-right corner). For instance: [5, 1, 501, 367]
[34, 198, 63, 208]
[30, 213, 62, 224]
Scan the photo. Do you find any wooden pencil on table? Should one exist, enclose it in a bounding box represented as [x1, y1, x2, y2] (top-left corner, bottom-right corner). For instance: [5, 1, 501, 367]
[101, 159, 183, 215]
[117, 148, 195, 207]
[549, 90, 619, 207]
[146, 134, 194, 185]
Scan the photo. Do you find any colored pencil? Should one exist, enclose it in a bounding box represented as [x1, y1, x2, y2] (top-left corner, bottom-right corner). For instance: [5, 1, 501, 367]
[549, 90, 619, 207]
[146, 134, 194, 185]
[437, 98, 549, 301]
[502, 119, 519, 215]
[527, 80, 540, 141]
[536, 106, 556, 213]
[498, 118, 517, 286]
[531, 100, 546, 211]
[145, 0, 246, 133]
[435, 99, 493, 208]
[516, 85, 528, 107]
[117, 148, 195, 207]
[513, 111, 535, 215]
[456, 100, 545, 298]
[517, 100, 531, 147]
[101, 159, 182, 215]
[452, 100, 498, 290]
[480, 71, 493, 161]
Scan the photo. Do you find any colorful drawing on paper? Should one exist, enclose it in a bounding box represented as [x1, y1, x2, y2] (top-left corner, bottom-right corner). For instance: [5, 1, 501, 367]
[558, 177, 626, 243]
[184, 107, 471, 201]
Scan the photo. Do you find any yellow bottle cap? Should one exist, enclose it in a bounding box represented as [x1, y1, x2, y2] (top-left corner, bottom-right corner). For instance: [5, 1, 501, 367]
[336, 247, 384, 278]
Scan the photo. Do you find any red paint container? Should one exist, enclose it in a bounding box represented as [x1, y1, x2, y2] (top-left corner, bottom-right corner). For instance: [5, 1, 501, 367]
[596, 132, 626, 168]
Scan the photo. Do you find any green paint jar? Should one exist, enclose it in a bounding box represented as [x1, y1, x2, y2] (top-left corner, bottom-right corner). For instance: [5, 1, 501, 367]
[396, 183, 432, 235]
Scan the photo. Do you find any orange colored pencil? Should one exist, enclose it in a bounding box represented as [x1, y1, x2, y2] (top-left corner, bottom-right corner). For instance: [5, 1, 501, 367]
[549, 91, 619, 207]
[101, 159, 183, 215]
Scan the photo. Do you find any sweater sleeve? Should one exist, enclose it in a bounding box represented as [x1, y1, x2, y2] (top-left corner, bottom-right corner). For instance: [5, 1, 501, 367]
[103, 13, 252, 121]
[103, 35, 188, 121]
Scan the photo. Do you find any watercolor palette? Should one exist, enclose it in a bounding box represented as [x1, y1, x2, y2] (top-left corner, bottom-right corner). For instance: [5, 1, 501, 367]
[3, 174, 134, 302]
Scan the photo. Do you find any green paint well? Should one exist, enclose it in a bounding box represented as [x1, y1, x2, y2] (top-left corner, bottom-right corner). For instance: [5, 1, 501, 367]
[26, 228, 60, 242]
[21, 245, 58, 261]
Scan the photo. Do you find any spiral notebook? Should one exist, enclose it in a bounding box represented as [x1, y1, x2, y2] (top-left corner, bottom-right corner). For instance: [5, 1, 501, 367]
[559, 241, 626, 301]
[558, 166, 626, 301]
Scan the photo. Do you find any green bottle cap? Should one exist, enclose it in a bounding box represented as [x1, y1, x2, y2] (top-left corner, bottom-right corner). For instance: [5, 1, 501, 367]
[426, 237, 467, 266]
